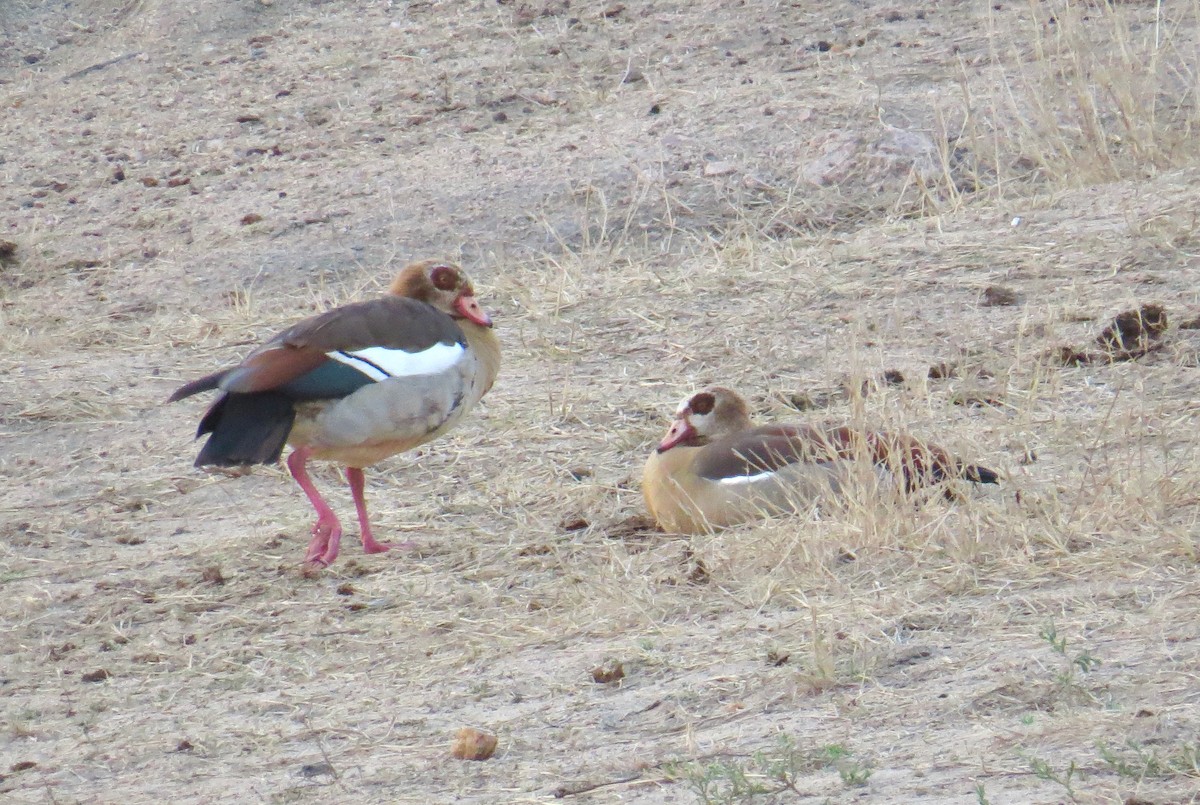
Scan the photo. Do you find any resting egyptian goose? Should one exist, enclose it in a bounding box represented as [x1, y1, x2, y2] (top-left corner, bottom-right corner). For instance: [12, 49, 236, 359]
[169, 260, 500, 565]
[642, 387, 998, 534]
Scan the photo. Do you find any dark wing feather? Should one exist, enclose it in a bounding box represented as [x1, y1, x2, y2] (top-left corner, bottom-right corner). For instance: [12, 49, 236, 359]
[192, 392, 296, 466]
[170, 296, 467, 400]
[694, 425, 837, 480]
[696, 424, 999, 488]
[167, 369, 229, 403]
[272, 296, 464, 354]
[819, 426, 1000, 488]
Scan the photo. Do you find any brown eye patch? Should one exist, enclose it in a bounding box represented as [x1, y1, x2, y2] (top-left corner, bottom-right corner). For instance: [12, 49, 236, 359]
[430, 265, 459, 292]
[689, 392, 715, 416]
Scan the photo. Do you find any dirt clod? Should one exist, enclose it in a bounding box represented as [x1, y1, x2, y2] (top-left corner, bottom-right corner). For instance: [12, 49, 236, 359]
[200, 565, 225, 585]
[1057, 304, 1169, 364]
[560, 516, 589, 532]
[982, 285, 1020, 306]
[1096, 303, 1168, 352]
[451, 727, 498, 761]
[591, 660, 625, 683]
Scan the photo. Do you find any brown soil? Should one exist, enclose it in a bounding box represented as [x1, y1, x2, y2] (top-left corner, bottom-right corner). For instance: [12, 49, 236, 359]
[3, 1, 1199, 803]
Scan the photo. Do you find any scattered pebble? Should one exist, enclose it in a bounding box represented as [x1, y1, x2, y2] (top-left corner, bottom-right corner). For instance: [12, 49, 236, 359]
[451, 727, 498, 761]
[928, 362, 957, 379]
[591, 660, 625, 683]
[982, 286, 1020, 306]
[703, 160, 735, 177]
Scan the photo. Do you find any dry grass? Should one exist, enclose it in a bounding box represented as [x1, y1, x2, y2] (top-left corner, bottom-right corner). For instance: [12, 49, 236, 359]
[3, 1, 1200, 803]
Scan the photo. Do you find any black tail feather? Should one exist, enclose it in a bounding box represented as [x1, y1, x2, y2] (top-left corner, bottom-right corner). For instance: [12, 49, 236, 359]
[193, 392, 296, 467]
[962, 464, 1000, 485]
[168, 369, 232, 403]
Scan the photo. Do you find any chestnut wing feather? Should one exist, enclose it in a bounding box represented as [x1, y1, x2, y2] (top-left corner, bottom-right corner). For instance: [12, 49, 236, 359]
[172, 297, 466, 399]
[696, 424, 998, 488]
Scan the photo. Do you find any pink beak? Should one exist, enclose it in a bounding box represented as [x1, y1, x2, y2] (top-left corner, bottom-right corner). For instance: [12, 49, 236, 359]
[455, 294, 493, 327]
[657, 418, 695, 452]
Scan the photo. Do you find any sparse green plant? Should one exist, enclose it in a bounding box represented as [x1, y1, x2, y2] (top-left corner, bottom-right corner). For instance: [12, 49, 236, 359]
[667, 736, 871, 803]
[1098, 738, 1200, 780]
[1027, 754, 1081, 802]
[836, 758, 872, 787]
[1038, 620, 1103, 704]
[974, 782, 990, 804]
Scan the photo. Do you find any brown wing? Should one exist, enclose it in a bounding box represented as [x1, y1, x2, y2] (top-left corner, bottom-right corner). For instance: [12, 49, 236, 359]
[695, 424, 998, 488]
[170, 297, 465, 400]
[693, 425, 839, 480]
[820, 426, 999, 488]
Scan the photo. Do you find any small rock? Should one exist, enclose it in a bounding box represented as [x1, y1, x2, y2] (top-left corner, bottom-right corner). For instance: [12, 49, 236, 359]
[803, 126, 938, 188]
[703, 160, 735, 177]
[200, 565, 225, 585]
[982, 286, 1020, 306]
[240, 213, 264, 225]
[81, 669, 111, 683]
[451, 727, 498, 761]
[0, 240, 17, 262]
[140, 177, 160, 187]
[928, 362, 956, 379]
[167, 176, 190, 187]
[299, 762, 336, 778]
[591, 660, 625, 683]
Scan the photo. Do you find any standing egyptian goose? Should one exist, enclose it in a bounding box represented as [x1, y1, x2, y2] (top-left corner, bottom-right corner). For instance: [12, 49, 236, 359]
[169, 260, 500, 565]
[642, 387, 998, 534]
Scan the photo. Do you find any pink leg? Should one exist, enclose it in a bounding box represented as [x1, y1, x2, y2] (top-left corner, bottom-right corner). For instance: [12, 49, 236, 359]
[286, 447, 343, 565]
[346, 468, 416, 554]
[347, 468, 392, 554]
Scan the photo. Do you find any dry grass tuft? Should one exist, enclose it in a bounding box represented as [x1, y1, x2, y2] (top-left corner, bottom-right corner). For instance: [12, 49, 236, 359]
[3, 0, 1200, 803]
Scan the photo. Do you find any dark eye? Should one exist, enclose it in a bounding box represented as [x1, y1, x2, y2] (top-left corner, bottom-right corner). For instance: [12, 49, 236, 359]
[690, 392, 715, 415]
[430, 265, 459, 291]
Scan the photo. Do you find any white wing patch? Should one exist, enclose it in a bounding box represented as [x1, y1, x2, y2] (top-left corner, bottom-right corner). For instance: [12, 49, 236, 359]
[718, 470, 779, 486]
[328, 342, 464, 381]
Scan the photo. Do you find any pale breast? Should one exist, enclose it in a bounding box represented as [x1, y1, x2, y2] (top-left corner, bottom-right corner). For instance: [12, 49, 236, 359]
[644, 448, 842, 534]
[290, 349, 488, 465]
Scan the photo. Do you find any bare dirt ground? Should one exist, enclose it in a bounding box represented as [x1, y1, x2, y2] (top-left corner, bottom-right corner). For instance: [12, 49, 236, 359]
[3, 1, 1200, 803]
